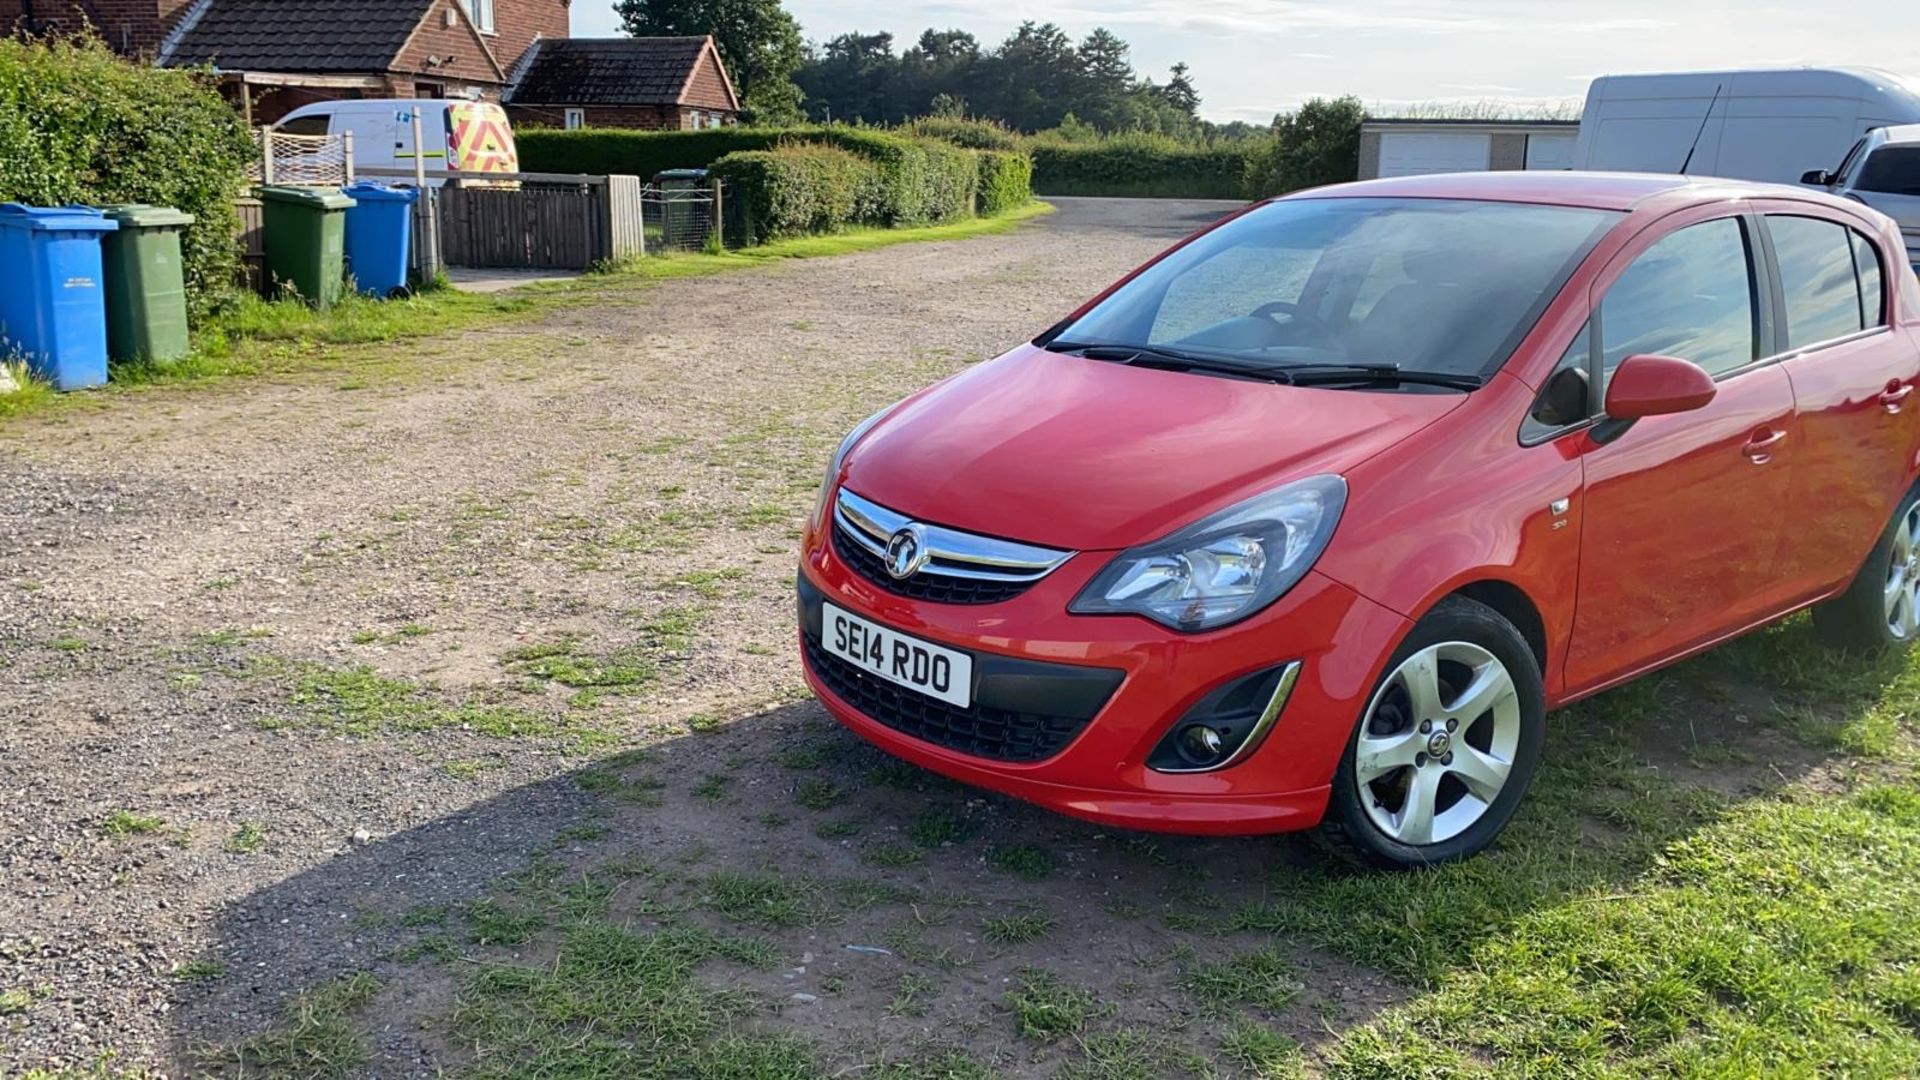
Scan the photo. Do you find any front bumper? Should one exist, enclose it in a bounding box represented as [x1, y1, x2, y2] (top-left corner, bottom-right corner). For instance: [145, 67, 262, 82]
[796, 515, 1410, 836]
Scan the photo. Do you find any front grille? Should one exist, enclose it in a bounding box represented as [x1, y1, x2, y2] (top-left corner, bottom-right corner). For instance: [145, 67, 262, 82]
[833, 526, 1034, 604]
[803, 634, 1094, 763]
[830, 488, 1072, 606]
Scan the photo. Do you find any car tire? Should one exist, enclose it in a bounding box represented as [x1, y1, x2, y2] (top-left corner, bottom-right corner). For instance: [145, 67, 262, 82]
[1812, 485, 1920, 653]
[1315, 595, 1546, 870]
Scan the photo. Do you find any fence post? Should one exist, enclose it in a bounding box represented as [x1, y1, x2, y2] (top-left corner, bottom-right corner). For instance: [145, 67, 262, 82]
[259, 126, 274, 186]
[342, 131, 355, 185]
[410, 107, 442, 284]
[709, 179, 725, 251]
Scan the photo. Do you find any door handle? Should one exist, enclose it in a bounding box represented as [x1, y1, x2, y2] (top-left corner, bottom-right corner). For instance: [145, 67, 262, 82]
[1880, 383, 1912, 414]
[1743, 428, 1786, 464]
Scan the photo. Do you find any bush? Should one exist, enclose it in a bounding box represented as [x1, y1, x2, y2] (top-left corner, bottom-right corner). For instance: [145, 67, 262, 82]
[902, 116, 1022, 151]
[1248, 96, 1365, 197]
[1028, 133, 1259, 199]
[518, 127, 792, 179]
[710, 144, 876, 242]
[975, 150, 1033, 215]
[0, 35, 252, 321]
[820, 128, 976, 226]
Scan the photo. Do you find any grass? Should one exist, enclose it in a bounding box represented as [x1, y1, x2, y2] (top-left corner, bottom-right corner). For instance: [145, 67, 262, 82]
[171, 959, 225, 983]
[223, 821, 267, 854]
[986, 842, 1055, 880]
[701, 871, 819, 928]
[96, 810, 166, 838]
[206, 972, 380, 1078]
[273, 661, 608, 747]
[982, 911, 1056, 946]
[1182, 948, 1302, 1013]
[1005, 970, 1099, 1041]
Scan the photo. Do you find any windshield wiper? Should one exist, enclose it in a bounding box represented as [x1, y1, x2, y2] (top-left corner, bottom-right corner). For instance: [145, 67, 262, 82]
[1046, 340, 1294, 384]
[1276, 363, 1484, 391]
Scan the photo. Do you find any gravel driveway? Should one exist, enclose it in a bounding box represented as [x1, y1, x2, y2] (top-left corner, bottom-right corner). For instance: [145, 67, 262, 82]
[6, 198, 1400, 1075]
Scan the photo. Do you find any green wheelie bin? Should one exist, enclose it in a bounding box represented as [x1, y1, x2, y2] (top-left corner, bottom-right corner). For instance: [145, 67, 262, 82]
[99, 204, 195, 364]
[260, 186, 356, 308]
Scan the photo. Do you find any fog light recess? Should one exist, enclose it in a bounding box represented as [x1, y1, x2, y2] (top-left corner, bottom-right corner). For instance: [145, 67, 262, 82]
[1147, 661, 1301, 774]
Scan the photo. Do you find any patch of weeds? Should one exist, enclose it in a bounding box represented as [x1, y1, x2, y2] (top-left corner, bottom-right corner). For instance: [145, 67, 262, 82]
[440, 757, 504, 781]
[453, 919, 801, 1077]
[223, 822, 267, 854]
[1005, 970, 1098, 1041]
[97, 811, 166, 838]
[759, 810, 792, 828]
[171, 959, 225, 983]
[1221, 1020, 1306, 1078]
[463, 900, 543, 946]
[779, 742, 834, 770]
[575, 767, 666, 806]
[670, 567, 749, 599]
[401, 904, 453, 928]
[349, 623, 432, 646]
[700, 871, 819, 928]
[1183, 947, 1302, 1012]
[793, 777, 844, 810]
[637, 606, 703, 649]
[686, 712, 723, 733]
[692, 773, 730, 801]
[393, 934, 457, 964]
[862, 843, 925, 869]
[987, 843, 1055, 880]
[815, 819, 862, 840]
[205, 972, 379, 1079]
[1059, 1029, 1204, 1080]
[552, 823, 610, 846]
[504, 637, 656, 694]
[0, 988, 32, 1015]
[887, 972, 937, 1018]
[907, 809, 976, 848]
[47, 634, 88, 652]
[983, 911, 1056, 945]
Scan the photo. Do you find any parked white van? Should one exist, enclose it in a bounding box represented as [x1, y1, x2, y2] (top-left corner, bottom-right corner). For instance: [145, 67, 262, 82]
[273, 99, 519, 184]
[1571, 68, 1920, 184]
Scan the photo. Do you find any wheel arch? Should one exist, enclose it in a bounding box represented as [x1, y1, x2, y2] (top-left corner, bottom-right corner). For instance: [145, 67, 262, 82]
[1435, 578, 1549, 676]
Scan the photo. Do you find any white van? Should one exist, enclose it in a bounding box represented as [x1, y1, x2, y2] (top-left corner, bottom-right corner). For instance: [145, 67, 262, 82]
[273, 99, 519, 185]
[1571, 67, 1920, 184]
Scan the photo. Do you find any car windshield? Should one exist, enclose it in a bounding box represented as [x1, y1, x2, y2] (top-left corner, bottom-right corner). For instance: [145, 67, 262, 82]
[1046, 197, 1620, 382]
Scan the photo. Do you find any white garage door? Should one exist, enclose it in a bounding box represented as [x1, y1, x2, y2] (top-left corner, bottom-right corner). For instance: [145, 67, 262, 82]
[1378, 132, 1492, 177]
[1525, 133, 1577, 171]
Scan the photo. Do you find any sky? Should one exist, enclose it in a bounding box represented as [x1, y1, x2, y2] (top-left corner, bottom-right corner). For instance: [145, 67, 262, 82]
[572, 1, 1920, 124]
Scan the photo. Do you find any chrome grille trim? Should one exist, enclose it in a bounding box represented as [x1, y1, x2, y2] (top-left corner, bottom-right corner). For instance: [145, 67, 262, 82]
[834, 488, 1072, 584]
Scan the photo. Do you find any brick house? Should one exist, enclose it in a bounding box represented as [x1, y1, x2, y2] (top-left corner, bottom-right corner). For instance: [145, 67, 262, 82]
[2, 0, 570, 124]
[505, 36, 740, 130]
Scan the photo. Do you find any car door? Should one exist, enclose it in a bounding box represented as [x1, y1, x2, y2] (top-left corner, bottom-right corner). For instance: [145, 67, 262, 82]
[1764, 208, 1920, 595]
[1564, 209, 1799, 692]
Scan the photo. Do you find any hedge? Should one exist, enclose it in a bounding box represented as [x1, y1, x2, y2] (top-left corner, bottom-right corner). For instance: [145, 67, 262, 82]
[0, 36, 252, 322]
[976, 150, 1033, 216]
[1028, 136, 1259, 199]
[710, 144, 877, 242]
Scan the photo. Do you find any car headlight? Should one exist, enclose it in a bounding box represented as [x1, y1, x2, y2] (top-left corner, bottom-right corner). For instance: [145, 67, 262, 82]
[810, 408, 892, 533]
[1069, 474, 1347, 631]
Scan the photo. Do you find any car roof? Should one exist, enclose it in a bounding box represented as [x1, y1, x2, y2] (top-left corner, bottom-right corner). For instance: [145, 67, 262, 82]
[1288, 171, 1796, 211]
[1876, 123, 1920, 146]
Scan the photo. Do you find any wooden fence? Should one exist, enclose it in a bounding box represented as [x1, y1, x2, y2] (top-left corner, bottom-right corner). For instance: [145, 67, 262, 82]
[361, 169, 644, 270]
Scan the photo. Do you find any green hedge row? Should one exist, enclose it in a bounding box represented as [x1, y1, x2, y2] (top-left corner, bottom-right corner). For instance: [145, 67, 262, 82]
[518, 127, 792, 179]
[1027, 137, 1259, 199]
[711, 132, 1007, 243]
[976, 150, 1034, 216]
[0, 36, 252, 321]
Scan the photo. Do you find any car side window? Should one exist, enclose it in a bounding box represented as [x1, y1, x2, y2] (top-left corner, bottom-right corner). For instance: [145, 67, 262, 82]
[1599, 217, 1757, 387]
[1769, 215, 1866, 348]
[1852, 230, 1887, 329]
[1857, 145, 1920, 196]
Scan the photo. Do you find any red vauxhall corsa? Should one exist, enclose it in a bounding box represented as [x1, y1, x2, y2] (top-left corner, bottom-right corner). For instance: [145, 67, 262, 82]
[797, 172, 1920, 867]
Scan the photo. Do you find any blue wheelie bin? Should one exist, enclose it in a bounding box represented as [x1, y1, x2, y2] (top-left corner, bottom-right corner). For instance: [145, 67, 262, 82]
[339, 182, 418, 297]
[0, 204, 118, 391]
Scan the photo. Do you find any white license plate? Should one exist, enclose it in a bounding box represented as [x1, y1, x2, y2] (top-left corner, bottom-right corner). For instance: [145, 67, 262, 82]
[822, 603, 973, 708]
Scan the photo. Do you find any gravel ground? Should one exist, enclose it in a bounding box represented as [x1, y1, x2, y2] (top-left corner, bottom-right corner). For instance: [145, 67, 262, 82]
[4, 198, 1381, 1075]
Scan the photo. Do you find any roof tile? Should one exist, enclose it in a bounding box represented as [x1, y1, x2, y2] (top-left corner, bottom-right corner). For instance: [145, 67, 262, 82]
[508, 37, 710, 106]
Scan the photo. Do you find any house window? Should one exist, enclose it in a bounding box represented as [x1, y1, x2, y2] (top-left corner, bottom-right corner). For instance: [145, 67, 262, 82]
[564, 108, 585, 130]
[461, 0, 495, 33]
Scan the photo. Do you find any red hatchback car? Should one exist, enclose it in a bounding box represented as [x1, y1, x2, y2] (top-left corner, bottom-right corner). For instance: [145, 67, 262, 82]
[797, 172, 1920, 867]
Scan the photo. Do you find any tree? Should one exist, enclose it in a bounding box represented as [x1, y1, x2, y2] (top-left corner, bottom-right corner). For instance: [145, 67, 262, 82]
[1160, 62, 1200, 117]
[1253, 96, 1366, 194]
[614, 0, 806, 123]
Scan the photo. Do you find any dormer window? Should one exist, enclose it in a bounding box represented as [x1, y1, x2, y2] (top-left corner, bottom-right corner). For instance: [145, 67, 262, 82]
[461, 0, 496, 34]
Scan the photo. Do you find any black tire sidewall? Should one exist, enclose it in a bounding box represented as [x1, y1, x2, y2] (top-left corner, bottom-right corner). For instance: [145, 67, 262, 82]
[1323, 596, 1547, 868]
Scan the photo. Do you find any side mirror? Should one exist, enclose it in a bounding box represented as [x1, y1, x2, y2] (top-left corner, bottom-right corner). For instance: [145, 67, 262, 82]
[1800, 168, 1833, 186]
[1604, 354, 1716, 420]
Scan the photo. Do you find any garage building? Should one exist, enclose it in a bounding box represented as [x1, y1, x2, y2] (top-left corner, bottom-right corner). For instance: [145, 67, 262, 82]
[1357, 118, 1581, 180]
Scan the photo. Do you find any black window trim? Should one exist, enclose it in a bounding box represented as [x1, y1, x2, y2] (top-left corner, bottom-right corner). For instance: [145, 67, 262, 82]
[1752, 211, 1895, 363]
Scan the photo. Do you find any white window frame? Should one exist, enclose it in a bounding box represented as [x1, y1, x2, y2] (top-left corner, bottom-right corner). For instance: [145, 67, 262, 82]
[462, 0, 495, 34]
[564, 108, 585, 130]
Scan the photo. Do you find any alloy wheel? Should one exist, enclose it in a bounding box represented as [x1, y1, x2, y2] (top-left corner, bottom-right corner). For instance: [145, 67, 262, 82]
[1885, 501, 1920, 641]
[1355, 641, 1522, 846]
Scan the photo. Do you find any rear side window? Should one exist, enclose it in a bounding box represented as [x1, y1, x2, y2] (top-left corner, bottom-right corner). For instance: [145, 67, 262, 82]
[1853, 231, 1887, 328]
[1600, 217, 1756, 382]
[1769, 216, 1865, 348]
[277, 115, 330, 137]
[1857, 146, 1920, 196]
